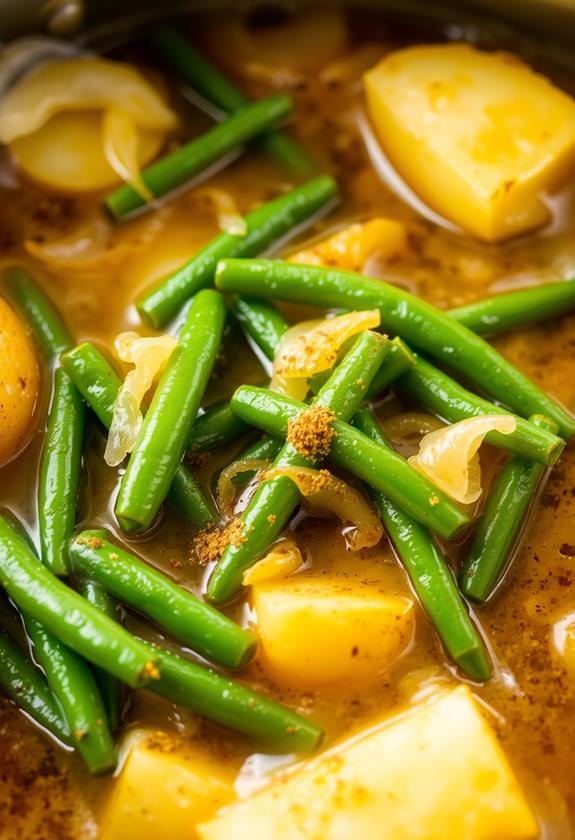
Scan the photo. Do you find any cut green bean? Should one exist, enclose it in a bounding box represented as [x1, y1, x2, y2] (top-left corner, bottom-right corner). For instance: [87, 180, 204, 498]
[353, 409, 491, 681]
[105, 93, 293, 220]
[365, 338, 415, 398]
[188, 402, 248, 453]
[229, 385, 471, 541]
[460, 415, 558, 604]
[25, 616, 116, 773]
[3, 266, 73, 357]
[149, 25, 316, 176]
[0, 625, 71, 743]
[143, 643, 322, 752]
[138, 176, 337, 328]
[0, 516, 159, 688]
[229, 295, 289, 362]
[207, 331, 390, 603]
[398, 355, 564, 465]
[70, 529, 256, 669]
[449, 278, 575, 336]
[61, 341, 217, 531]
[79, 580, 124, 732]
[116, 290, 226, 532]
[215, 259, 575, 439]
[38, 368, 86, 575]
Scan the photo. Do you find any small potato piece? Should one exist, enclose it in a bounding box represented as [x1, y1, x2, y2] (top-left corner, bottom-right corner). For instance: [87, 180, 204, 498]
[0, 296, 39, 466]
[199, 686, 538, 840]
[12, 111, 164, 194]
[253, 577, 414, 687]
[99, 732, 234, 840]
[365, 44, 575, 241]
[289, 218, 407, 271]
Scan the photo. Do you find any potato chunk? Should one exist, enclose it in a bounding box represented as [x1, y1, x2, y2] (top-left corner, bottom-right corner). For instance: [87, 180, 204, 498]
[253, 577, 414, 687]
[289, 217, 407, 271]
[199, 687, 538, 840]
[0, 296, 39, 466]
[364, 44, 575, 241]
[99, 732, 234, 840]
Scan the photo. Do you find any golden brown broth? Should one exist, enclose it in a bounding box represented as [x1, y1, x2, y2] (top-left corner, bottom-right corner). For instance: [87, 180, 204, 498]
[1, 4, 575, 837]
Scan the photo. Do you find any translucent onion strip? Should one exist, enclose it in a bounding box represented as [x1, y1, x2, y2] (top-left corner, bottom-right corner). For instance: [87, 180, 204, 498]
[270, 310, 381, 399]
[242, 540, 303, 586]
[217, 457, 270, 520]
[408, 415, 517, 504]
[104, 331, 177, 466]
[264, 465, 383, 551]
[195, 187, 247, 236]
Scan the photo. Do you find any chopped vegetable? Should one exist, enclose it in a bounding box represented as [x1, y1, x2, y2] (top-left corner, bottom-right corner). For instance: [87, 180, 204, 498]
[198, 687, 538, 840]
[104, 331, 177, 467]
[270, 310, 380, 398]
[99, 732, 235, 840]
[263, 466, 383, 550]
[242, 540, 303, 586]
[408, 415, 516, 504]
[289, 218, 407, 271]
[1, 57, 176, 192]
[460, 415, 559, 602]
[364, 44, 575, 241]
[253, 577, 414, 687]
[0, 294, 39, 466]
[217, 457, 270, 520]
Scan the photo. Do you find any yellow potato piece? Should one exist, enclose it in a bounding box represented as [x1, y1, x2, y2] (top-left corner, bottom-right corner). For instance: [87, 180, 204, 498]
[0, 296, 39, 466]
[364, 44, 575, 241]
[289, 217, 407, 270]
[99, 732, 234, 840]
[11, 111, 164, 193]
[253, 577, 414, 687]
[199, 686, 538, 840]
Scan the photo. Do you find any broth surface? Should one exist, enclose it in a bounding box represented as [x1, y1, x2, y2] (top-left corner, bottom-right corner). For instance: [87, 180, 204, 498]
[1, 5, 575, 837]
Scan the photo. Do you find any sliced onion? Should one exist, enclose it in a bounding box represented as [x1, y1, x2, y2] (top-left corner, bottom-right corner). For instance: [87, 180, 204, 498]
[0, 57, 176, 194]
[408, 415, 516, 504]
[242, 540, 303, 586]
[320, 44, 387, 87]
[194, 187, 247, 235]
[264, 465, 383, 551]
[289, 218, 407, 272]
[104, 331, 177, 466]
[381, 412, 445, 440]
[269, 320, 321, 400]
[216, 457, 270, 520]
[271, 311, 381, 395]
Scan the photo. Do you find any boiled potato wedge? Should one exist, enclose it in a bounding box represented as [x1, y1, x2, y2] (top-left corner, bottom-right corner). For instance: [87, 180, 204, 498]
[0, 296, 39, 466]
[365, 44, 575, 241]
[199, 686, 538, 840]
[253, 577, 414, 687]
[99, 732, 234, 840]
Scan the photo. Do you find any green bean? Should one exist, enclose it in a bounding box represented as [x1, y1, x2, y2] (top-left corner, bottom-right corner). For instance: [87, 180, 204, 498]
[229, 295, 289, 362]
[187, 402, 248, 453]
[0, 625, 71, 743]
[105, 94, 293, 220]
[3, 266, 73, 358]
[365, 338, 415, 398]
[25, 616, 116, 773]
[449, 278, 575, 336]
[398, 355, 564, 465]
[70, 529, 256, 669]
[229, 385, 471, 541]
[38, 369, 86, 575]
[149, 25, 316, 176]
[79, 580, 124, 732]
[116, 290, 226, 532]
[460, 415, 558, 604]
[138, 176, 337, 328]
[215, 259, 575, 439]
[352, 409, 491, 681]
[61, 341, 217, 531]
[143, 643, 322, 751]
[207, 331, 391, 603]
[0, 516, 159, 687]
